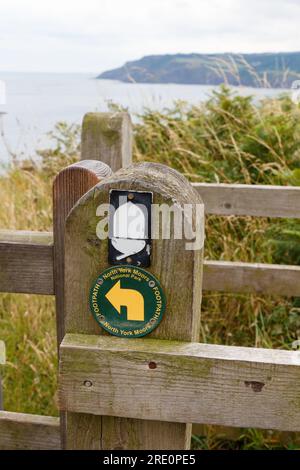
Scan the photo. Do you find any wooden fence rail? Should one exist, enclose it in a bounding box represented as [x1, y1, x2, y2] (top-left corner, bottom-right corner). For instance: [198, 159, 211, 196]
[0, 231, 53, 295]
[193, 183, 300, 218]
[0, 411, 59, 450]
[60, 334, 300, 432]
[1, 411, 299, 451]
[1, 112, 300, 450]
[1, 230, 300, 297]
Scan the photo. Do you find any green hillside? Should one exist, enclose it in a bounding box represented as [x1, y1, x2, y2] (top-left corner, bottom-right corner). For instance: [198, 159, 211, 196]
[98, 52, 300, 88]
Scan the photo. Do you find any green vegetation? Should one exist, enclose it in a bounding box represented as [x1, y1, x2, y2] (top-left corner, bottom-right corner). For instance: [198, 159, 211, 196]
[98, 52, 300, 88]
[0, 88, 300, 448]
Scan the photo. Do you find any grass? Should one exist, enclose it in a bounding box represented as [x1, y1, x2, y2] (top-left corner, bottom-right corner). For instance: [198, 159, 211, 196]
[0, 165, 57, 416]
[0, 88, 300, 449]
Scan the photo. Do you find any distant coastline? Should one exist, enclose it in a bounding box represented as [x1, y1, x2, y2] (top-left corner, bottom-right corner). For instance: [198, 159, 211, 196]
[97, 52, 300, 88]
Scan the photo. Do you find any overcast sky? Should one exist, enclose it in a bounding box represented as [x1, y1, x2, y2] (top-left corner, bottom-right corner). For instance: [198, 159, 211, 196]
[1, 0, 300, 73]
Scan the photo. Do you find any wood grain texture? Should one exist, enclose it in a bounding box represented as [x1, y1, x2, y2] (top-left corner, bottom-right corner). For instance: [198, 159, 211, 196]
[0, 411, 60, 450]
[81, 113, 132, 171]
[0, 410, 296, 450]
[0, 411, 188, 450]
[0, 230, 53, 294]
[193, 182, 300, 218]
[53, 160, 112, 346]
[64, 162, 204, 341]
[0, 230, 53, 244]
[62, 162, 204, 449]
[1, 229, 300, 298]
[53, 160, 112, 450]
[60, 334, 300, 432]
[203, 260, 300, 296]
[65, 412, 103, 450]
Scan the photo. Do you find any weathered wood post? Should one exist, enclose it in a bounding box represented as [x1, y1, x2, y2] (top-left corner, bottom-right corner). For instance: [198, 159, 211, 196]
[53, 160, 112, 347]
[81, 112, 132, 171]
[59, 162, 204, 449]
[55, 110, 132, 347]
[53, 160, 112, 449]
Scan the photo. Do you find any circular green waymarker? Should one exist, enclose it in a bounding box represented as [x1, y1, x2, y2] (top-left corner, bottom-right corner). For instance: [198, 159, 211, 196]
[89, 265, 166, 338]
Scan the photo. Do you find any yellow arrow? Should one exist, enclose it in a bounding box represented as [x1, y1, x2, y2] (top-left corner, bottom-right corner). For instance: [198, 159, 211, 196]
[105, 280, 145, 321]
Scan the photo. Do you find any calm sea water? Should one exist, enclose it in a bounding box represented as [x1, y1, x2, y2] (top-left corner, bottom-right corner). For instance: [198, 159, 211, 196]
[0, 72, 291, 164]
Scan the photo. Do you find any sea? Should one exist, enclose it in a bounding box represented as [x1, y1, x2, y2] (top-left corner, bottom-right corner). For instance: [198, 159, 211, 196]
[0, 72, 292, 165]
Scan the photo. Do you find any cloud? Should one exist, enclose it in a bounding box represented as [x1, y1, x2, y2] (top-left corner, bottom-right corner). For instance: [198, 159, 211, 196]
[0, 0, 300, 72]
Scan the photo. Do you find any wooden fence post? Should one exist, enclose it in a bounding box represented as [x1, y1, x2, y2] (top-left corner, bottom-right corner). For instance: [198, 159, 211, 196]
[53, 159, 112, 449]
[81, 112, 132, 171]
[55, 111, 132, 347]
[60, 162, 204, 449]
[53, 160, 112, 347]
[54, 112, 132, 449]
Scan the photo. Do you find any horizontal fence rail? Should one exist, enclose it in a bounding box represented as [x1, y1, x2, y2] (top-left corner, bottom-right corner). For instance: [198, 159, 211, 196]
[0, 230, 54, 295]
[1, 230, 300, 297]
[203, 260, 300, 296]
[0, 411, 60, 450]
[1, 144, 300, 448]
[193, 183, 300, 218]
[60, 334, 300, 432]
[2, 113, 300, 450]
[1, 411, 299, 450]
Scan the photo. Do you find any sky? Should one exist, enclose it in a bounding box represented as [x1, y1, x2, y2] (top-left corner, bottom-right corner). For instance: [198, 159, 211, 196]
[1, 0, 300, 73]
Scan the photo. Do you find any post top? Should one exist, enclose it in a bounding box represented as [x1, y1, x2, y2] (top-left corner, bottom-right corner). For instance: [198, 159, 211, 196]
[71, 162, 203, 216]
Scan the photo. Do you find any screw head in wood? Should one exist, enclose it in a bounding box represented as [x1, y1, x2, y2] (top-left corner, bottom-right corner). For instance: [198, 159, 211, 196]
[148, 362, 157, 369]
[83, 380, 93, 388]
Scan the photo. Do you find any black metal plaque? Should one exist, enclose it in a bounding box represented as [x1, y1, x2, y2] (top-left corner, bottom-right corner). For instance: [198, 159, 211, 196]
[108, 189, 152, 267]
